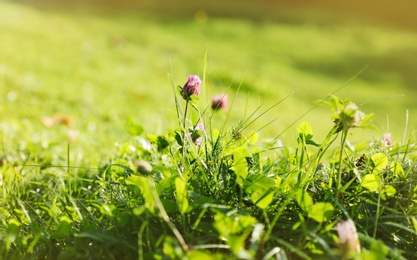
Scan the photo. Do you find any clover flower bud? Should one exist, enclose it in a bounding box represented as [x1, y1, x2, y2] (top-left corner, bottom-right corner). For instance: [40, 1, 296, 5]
[211, 94, 228, 110]
[186, 123, 205, 146]
[337, 219, 360, 259]
[339, 103, 364, 128]
[181, 75, 202, 100]
[383, 133, 392, 146]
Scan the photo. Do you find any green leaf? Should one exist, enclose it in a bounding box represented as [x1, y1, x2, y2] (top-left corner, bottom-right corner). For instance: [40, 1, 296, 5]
[274, 176, 283, 188]
[313, 99, 332, 107]
[6, 218, 20, 238]
[75, 230, 121, 244]
[295, 190, 314, 212]
[157, 176, 176, 195]
[118, 142, 131, 157]
[110, 163, 135, 177]
[252, 147, 261, 154]
[361, 174, 380, 192]
[367, 239, 389, 259]
[412, 217, 417, 233]
[306, 139, 320, 146]
[126, 176, 156, 214]
[251, 191, 274, 209]
[384, 185, 396, 197]
[246, 131, 259, 145]
[163, 236, 185, 259]
[13, 208, 31, 225]
[187, 250, 215, 260]
[146, 131, 168, 152]
[156, 135, 170, 152]
[39, 205, 56, 218]
[228, 234, 251, 255]
[5, 218, 20, 251]
[212, 128, 220, 143]
[359, 113, 375, 128]
[297, 121, 313, 140]
[160, 198, 179, 214]
[371, 153, 388, 174]
[307, 202, 334, 223]
[243, 175, 275, 209]
[95, 203, 115, 217]
[125, 117, 144, 136]
[213, 211, 257, 237]
[233, 147, 249, 185]
[175, 177, 189, 214]
[390, 162, 405, 179]
[224, 145, 236, 156]
[173, 131, 183, 146]
[244, 174, 275, 193]
[55, 216, 72, 237]
[354, 140, 371, 152]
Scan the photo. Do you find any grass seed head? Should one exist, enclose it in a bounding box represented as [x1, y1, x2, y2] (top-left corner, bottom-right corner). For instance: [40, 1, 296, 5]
[135, 160, 153, 175]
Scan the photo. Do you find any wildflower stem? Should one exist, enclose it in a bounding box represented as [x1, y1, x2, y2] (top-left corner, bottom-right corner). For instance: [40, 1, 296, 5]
[182, 100, 189, 161]
[337, 128, 349, 199]
[183, 100, 189, 131]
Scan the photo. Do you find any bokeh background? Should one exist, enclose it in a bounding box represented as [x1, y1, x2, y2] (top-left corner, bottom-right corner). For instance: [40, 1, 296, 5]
[1, 0, 416, 160]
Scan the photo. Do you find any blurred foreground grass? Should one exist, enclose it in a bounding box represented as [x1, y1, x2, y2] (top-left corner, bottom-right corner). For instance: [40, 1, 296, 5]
[1, 1, 416, 163]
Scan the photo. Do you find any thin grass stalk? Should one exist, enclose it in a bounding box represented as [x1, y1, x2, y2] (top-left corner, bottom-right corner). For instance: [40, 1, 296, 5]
[195, 158, 214, 195]
[265, 104, 318, 150]
[192, 207, 208, 230]
[264, 196, 293, 241]
[263, 210, 271, 230]
[138, 221, 148, 260]
[373, 192, 381, 238]
[241, 91, 293, 133]
[218, 80, 242, 133]
[203, 46, 208, 116]
[67, 143, 72, 196]
[149, 184, 189, 252]
[397, 109, 409, 164]
[337, 128, 349, 199]
[193, 244, 230, 250]
[165, 51, 183, 126]
[315, 125, 340, 165]
[266, 65, 368, 150]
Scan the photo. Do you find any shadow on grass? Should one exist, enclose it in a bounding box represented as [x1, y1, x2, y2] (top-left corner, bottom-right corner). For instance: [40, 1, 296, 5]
[12, 0, 417, 31]
[293, 48, 417, 91]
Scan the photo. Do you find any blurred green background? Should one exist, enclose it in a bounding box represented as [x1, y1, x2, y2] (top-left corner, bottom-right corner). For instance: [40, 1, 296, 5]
[1, 0, 416, 161]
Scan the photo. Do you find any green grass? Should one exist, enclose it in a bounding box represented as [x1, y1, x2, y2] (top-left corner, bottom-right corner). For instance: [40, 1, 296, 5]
[1, 1, 417, 259]
[1, 1, 417, 156]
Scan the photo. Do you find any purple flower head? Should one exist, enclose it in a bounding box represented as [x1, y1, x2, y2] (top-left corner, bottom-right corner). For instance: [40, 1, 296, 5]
[211, 94, 228, 110]
[181, 75, 202, 100]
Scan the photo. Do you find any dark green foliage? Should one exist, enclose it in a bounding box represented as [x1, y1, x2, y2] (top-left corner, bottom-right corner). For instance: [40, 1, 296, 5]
[1, 95, 416, 259]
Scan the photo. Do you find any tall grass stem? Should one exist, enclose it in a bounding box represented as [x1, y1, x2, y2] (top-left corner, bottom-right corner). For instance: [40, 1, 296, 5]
[337, 128, 349, 199]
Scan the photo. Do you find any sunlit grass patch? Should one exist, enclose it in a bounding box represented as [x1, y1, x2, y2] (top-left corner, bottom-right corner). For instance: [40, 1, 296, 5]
[1, 2, 417, 258]
[1, 69, 416, 258]
[1, 1, 417, 150]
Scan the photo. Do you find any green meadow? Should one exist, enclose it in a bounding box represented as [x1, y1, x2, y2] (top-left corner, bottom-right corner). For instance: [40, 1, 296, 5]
[1, 1, 416, 259]
[2, 1, 417, 158]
